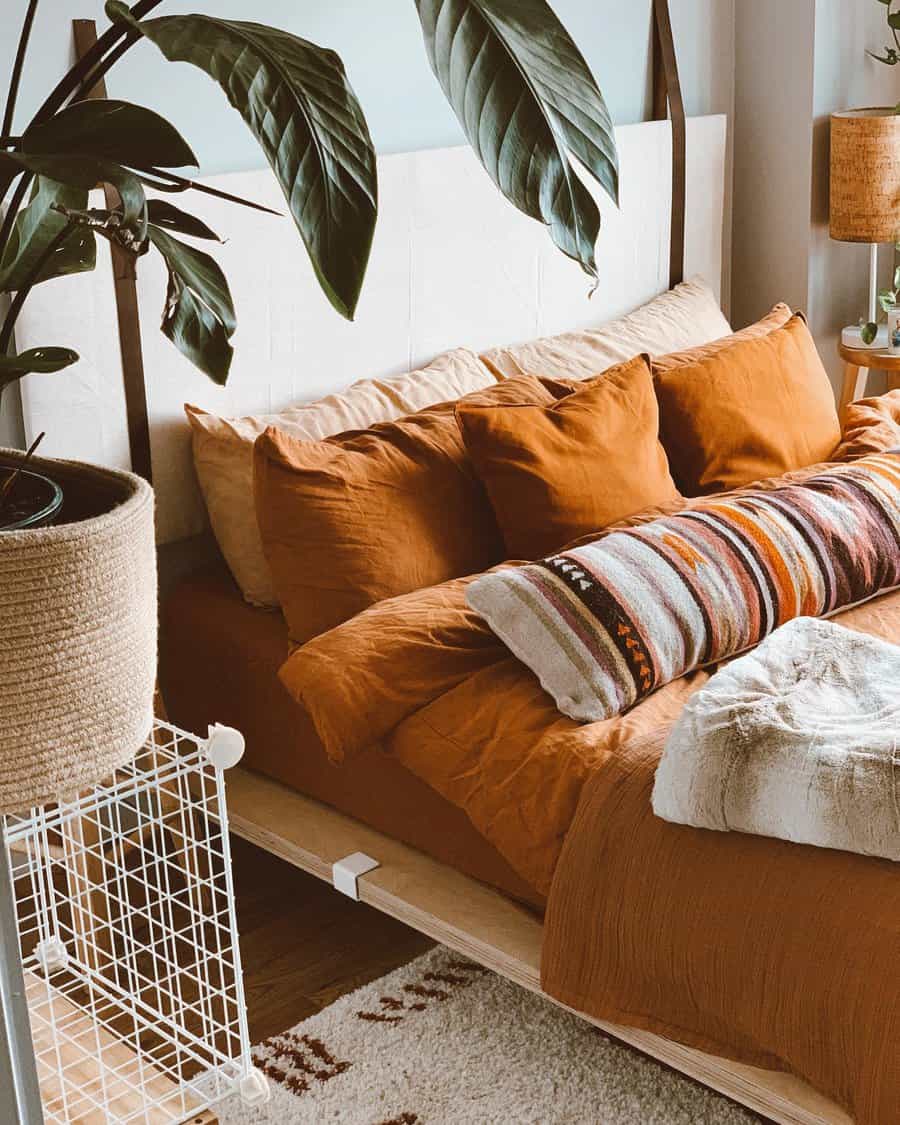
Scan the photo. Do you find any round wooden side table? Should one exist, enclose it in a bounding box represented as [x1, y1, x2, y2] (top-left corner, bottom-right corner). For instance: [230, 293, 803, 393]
[838, 341, 900, 413]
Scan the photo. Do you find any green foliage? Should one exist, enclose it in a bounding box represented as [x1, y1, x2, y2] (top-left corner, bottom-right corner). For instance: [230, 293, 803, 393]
[21, 98, 196, 168]
[108, 3, 378, 321]
[145, 199, 220, 240]
[871, 0, 900, 64]
[0, 177, 95, 292]
[1, 151, 147, 233]
[0, 346, 79, 389]
[147, 224, 236, 382]
[415, 0, 618, 280]
[1, 0, 619, 393]
[860, 320, 879, 345]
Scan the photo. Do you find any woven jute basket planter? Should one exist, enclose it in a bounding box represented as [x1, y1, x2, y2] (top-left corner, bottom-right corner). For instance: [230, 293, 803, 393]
[0, 448, 157, 814]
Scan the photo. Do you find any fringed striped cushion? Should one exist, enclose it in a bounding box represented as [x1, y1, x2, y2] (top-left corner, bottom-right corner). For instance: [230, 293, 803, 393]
[467, 451, 900, 722]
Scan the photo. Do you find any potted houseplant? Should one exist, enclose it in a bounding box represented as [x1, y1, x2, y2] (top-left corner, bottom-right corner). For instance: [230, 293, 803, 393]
[0, 0, 619, 805]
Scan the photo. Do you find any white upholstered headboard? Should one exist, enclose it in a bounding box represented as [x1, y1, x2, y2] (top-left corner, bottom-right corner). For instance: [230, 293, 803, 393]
[14, 114, 726, 545]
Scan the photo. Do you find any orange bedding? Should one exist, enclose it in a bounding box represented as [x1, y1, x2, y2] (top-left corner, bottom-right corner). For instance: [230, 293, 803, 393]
[158, 567, 544, 910]
[280, 396, 900, 1122]
[543, 727, 900, 1125]
[284, 569, 900, 1122]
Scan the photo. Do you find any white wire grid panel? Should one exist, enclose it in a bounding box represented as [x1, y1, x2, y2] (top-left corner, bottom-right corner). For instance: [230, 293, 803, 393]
[2, 719, 266, 1124]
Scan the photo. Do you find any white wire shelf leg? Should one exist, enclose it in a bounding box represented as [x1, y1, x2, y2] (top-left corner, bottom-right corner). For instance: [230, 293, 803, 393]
[0, 819, 45, 1124]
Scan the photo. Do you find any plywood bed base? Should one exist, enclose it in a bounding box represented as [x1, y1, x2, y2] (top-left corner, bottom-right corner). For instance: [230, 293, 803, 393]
[222, 765, 852, 1125]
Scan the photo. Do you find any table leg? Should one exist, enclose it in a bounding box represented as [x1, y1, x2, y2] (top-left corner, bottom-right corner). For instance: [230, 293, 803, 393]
[839, 363, 868, 414]
[0, 823, 45, 1124]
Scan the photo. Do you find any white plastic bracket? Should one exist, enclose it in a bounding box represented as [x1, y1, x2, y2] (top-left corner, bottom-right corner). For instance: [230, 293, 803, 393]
[203, 723, 245, 771]
[332, 852, 380, 901]
[238, 1068, 271, 1106]
[34, 936, 69, 976]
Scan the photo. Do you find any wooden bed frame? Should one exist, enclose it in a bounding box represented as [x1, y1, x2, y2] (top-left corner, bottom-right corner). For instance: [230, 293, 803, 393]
[17, 8, 851, 1124]
[219, 765, 852, 1125]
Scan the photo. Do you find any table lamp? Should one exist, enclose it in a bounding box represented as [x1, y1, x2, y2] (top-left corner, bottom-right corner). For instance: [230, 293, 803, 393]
[830, 108, 900, 349]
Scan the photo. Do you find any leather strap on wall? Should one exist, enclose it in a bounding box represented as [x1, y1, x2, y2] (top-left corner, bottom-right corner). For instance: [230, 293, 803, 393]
[73, 19, 153, 484]
[651, 0, 686, 290]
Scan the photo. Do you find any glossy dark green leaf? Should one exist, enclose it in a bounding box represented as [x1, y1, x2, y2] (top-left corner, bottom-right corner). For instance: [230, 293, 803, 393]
[146, 199, 221, 240]
[136, 168, 281, 215]
[160, 281, 233, 384]
[0, 346, 79, 386]
[148, 224, 235, 382]
[148, 225, 235, 332]
[0, 151, 147, 234]
[107, 2, 377, 319]
[0, 177, 96, 292]
[21, 98, 197, 169]
[414, 0, 618, 278]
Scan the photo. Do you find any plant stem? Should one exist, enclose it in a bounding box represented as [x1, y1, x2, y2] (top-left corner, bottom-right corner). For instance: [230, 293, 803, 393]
[29, 0, 165, 127]
[0, 430, 44, 511]
[2, 0, 39, 137]
[890, 0, 900, 53]
[0, 223, 73, 354]
[0, 174, 31, 262]
[74, 36, 138, 102]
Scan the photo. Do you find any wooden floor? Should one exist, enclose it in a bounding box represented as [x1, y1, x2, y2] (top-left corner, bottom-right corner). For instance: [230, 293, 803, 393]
[230, 834, 434, 1043]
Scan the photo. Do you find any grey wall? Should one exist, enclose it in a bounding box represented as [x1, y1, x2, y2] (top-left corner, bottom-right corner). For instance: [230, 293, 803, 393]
[732, 0, 816, 328]
[0, 0, 735, 449]
[809, 0, 900, 390]
[733, 0, 900, 392]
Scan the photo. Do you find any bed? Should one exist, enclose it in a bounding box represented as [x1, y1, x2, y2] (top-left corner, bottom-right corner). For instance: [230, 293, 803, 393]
[14, 19, 886, 1117]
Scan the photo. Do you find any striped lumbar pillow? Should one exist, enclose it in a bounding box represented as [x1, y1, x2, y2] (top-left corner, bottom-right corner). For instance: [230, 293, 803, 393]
[467, 451, 900, 722]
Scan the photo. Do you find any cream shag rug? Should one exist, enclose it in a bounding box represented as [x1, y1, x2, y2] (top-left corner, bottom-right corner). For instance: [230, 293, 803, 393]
[217, 946, 761, 1124]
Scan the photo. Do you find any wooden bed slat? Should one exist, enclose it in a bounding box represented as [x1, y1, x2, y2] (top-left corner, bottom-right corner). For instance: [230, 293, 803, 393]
[223, 765, 853, 1125]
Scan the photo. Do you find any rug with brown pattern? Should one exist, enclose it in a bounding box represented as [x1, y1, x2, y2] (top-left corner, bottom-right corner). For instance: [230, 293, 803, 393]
[214, 945, 761, 1124]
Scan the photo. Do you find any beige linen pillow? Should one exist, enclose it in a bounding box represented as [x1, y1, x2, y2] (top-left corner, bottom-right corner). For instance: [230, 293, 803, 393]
[480, 276, 731, 381]
[187, 347, 497, 607]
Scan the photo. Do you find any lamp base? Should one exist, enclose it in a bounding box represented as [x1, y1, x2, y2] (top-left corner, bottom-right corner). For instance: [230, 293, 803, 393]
[841, 324, 888, 350]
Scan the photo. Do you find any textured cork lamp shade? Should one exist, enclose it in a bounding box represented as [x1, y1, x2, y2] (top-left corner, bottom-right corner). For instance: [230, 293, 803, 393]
[830, 109, 900, 242]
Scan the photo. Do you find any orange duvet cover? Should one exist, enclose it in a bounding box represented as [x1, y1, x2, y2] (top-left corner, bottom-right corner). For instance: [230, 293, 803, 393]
[279, 409, 900, 1123]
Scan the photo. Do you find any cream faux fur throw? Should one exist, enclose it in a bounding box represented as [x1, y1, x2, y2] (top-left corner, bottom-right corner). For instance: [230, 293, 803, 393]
[653, 616, 900, 861]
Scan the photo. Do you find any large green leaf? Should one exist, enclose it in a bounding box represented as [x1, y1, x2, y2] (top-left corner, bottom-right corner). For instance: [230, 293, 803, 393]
[21, 99, 197, 169]
[0, 152, 147, 235]
[0, 177, 96, 293]
[146, 199, 220, 240]
[0, 346, 79, 388]
[107, 3, 377, 320]
[147, 224, 235, 382]
[414, 0, 618, 278]
[160, 283, 233, 384]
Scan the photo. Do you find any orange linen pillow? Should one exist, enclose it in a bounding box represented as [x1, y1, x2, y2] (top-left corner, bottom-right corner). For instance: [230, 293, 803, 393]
[456, 355, 681, 559]
[651, 301, 792, 374]
[834, 388, 900, 460]
[254, 376, 555, 645]
[653, 312, 841, 495]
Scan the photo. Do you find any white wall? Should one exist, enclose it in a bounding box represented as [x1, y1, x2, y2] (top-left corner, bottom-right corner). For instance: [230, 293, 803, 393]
[0, 0, 735, 450]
